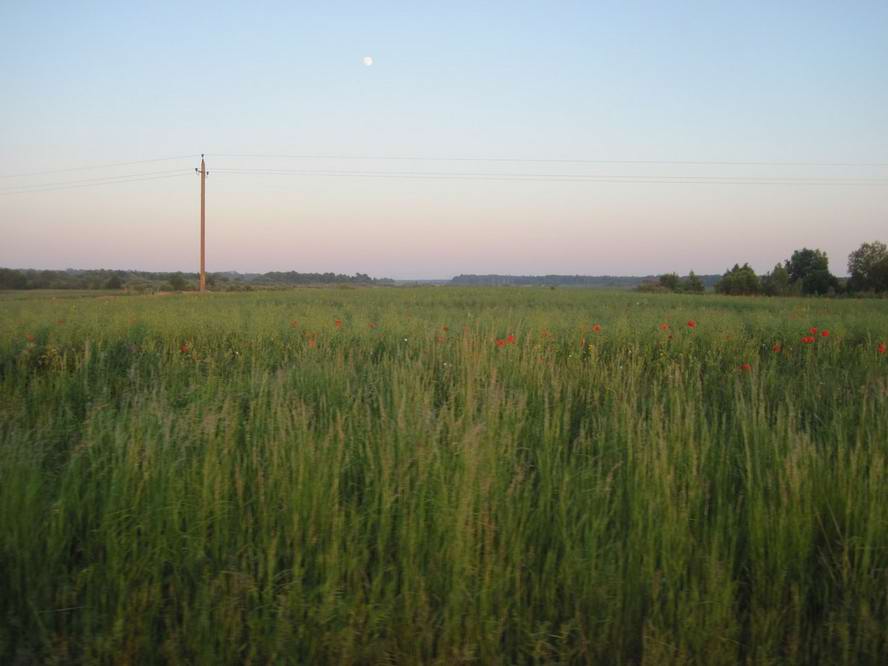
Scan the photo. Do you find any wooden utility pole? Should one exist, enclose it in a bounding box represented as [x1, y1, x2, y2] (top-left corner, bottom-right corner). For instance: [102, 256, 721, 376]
[196, 154, 208, 291]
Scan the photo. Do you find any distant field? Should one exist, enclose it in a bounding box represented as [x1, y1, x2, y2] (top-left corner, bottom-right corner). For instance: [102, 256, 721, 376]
[2, 288, 887, 664]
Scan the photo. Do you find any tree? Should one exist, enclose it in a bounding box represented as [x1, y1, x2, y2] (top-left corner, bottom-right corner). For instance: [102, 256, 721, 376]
[658, 273, 680, 291]
[681, 270, 705, 293]
[715, 263, 760, 295]
[169, 273, 188, 291]
[0, 268, 28, 289]
[785, 248, 837, 295]
[847, 241, 888, 293]
[786, 248, 826, 283]
[761, 263, 790, 296]
[105, 275, 123, 289]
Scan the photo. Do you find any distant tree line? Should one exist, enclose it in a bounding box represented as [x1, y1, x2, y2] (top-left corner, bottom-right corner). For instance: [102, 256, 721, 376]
[449, 274, 710, 288]
[0, 268, 394, 292]
[713, 241, 888, 297]
[647, 241, 888, 298]
[640, 271, 709, 294]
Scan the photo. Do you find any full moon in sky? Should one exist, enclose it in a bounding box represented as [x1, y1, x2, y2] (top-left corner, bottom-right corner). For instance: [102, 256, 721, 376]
[362, 56, 374, 66]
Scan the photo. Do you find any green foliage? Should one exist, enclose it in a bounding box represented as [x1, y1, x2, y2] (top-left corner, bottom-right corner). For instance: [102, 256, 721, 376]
[761, 262, 792, 296]
[658, 272, 680, 291]
[682, 270, 705, 293]
[786, 248, 838, 294]
[848, 240, 888, 293]
[802, 268, 839, 296]
[0, 268, 394, 291]
[168, 272, 189, 291]
[715, 263, 761, 295]
[2, 289, 888, 663]
[651, 271, 705, 294]
[787, 247, 829, 283]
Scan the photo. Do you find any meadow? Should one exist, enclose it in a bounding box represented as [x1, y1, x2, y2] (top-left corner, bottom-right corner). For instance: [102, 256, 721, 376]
[1, 287, 887, 665]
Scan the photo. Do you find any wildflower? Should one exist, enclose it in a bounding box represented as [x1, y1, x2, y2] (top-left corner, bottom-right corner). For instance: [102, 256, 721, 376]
[809, 327, 818, 335]
[506, 334, 516, 345]
[879, 342, 886, 354]
[772, 343, 782, 353]
[820, 329, 830, 337]
[334, 319, 342, 329]
[687, 320, 697, 329]
[740, 363, 752, 372]
[368, 322, 376, 329]
[442, 325, 449, 333]
[436, 335, 446, 343]
[495, 339, 507, 348]
[801, 336, 815, 344]
[56, 319, 65, 325]
[290, 320, 299, 329]
[180, 343, 189, 354]
[26, 334, 35, 342]
[659, 323, 669, 331]
[307, 338, 317, 349]
[592, 324, 602, 333]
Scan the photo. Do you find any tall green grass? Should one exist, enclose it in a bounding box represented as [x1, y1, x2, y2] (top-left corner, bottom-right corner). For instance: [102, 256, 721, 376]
[1, 288, 887, 664]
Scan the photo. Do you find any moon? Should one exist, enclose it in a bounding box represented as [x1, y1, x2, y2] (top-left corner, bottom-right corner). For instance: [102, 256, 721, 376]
[363, 56, 374, 66]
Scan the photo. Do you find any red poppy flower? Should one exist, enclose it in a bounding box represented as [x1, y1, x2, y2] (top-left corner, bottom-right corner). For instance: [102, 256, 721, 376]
[879, 342, 886, 354]
[436, 335, 446, 343]
[772, 343, 782, 353]
[809, 327, 818, 335]
[495, 339, 507, 348]
[334, 319, 342, 328]
[26, 334, 35, 342]
[820, 329, 830, 337]
[506, 334, 516, 345]
[740, 363, 752, 372]
[180, 343, 189, 354]
[592, 324, 602, 333]
[801, 336, 815, 344]
[659, 323, 669, 331]
[687, 320, 697, 329]
[290, 320, 299, 329]
[307, 338, 317, 349]
[368, 322, 376, 329]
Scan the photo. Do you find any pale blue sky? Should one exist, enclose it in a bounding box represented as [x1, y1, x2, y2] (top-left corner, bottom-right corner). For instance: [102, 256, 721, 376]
[2, 1, 887, 278]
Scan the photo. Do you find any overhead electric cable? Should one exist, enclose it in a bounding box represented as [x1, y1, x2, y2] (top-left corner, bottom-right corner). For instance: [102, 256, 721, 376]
[210, 168, 888, 186]
[207, 153, 888, 168]
[0, 155, 199, 180]
[0, 171, 192, 196]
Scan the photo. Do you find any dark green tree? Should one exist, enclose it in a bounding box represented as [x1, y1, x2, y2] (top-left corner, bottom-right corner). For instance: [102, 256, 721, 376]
[681, 270, 705, 294]
[715, 263, 761, 295]
[658, 273, 680, 291]
[786, 248, 825, 280]
[847, 241, 888, 293]
[785, 248, 838, 295]
[761, 263, 791, 296]
[169, 273, 188, 291]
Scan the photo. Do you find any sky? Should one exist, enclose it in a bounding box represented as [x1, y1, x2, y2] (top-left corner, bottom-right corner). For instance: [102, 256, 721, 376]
[1, 1, 887, 279]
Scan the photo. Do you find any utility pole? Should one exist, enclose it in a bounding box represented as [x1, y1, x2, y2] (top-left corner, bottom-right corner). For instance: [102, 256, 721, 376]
[195, 155, 208, 291]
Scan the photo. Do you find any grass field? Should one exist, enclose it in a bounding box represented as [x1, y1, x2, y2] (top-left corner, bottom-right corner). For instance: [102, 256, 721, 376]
[2, 287, 887, 664]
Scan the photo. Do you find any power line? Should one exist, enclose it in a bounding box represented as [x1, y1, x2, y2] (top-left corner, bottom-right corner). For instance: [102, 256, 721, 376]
[0, 155, 199, 180]
[0, 171, 192, 196]
[208, 153, 888, 168]
[211, 168, 888, 186]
